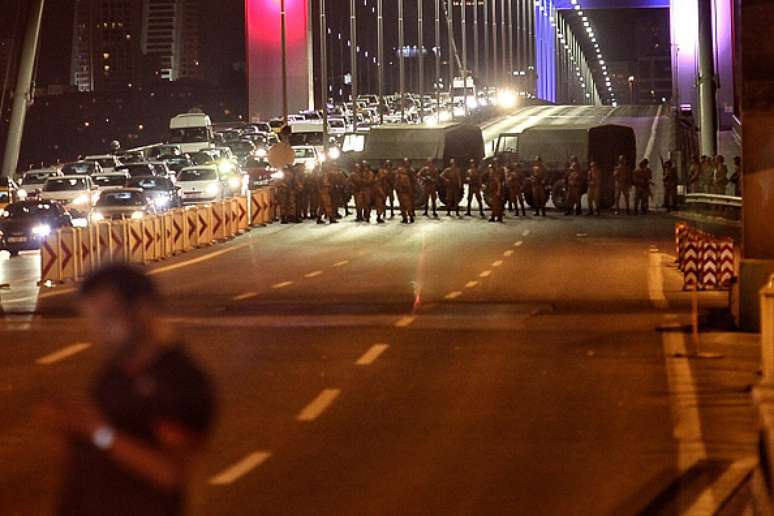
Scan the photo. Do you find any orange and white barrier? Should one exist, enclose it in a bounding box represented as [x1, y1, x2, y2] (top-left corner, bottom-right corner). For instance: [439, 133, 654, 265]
[110, 221, 129, 262]
[95, 221, 112, 265]
[127, 219, 145, 264]
[197, 205, 213, 246]
[675, 223, 737, 291]
[211, 202, 228, 242]
[77, 225, 96, 277]
[58, 227, 80, 282]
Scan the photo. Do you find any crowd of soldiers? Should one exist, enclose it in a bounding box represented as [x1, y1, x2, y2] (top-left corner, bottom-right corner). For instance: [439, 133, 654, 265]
[687, 154, 742, 197]
[273, 154, 684, 224]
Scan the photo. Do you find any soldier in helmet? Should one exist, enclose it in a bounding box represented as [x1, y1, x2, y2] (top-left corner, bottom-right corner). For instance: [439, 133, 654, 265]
[613, 155, 632, 215]
[662, 158, 678, 212]
[332, 167, 351, 219]
[419, 159, 440, 218]
[465, 159, 485, 217]
[395, 159, 416, 223]
[382, 160, 397, 218]
[565, 161, 583, 216]
[351, 162, 374, 222]
[632, 158, 653, 214]
[485, 163, 505, 222]
[506, 161, 527, 216]
[371, 161, 391, 223]
[531, 157, 548, 217]
[441, 159, 463, 217]
[316, 164, 339, 224]
[586, 161, 602, 216]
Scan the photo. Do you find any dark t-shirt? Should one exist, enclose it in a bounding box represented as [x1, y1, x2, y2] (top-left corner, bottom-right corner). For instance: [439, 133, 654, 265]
[58, 346, 215, 516]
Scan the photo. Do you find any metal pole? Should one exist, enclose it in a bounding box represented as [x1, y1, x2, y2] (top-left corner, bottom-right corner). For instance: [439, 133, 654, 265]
[435, 0, 441, 122]
[461, 0, 468, 117]
[418, 0, 424, 110]
[320, 0, 328, 152]
[500, 0, 506, 80]
[378, 0, 384, 124]
[281, 0, 288, 123]
[697, 0, 717, 157]
[2, 0, 45, 178]
[484, 0, 489, 85]
[399, 0, 405, 122]
[491, 0, 498, 87]
[350, 0, 358, 124]
[473, 0, 479, 78]
[507, 0, 513, 88]
[447, 0, 454, 94]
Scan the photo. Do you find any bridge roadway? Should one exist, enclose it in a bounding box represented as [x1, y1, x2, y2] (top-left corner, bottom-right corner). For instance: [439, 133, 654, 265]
[0, 195, 755, 514]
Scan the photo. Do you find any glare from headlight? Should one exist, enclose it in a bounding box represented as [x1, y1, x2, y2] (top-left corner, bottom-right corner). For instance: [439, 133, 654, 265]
[327, 147, 341, 160]
[271, 171, 284, 180]
[305, 160, 316, 171]
[218, 161, 236, 174]
[131, 211, 144, 220]
[32, 224, 51, 237]
[92, 212, 105, 222]
[72, 194, 90, 205]
[17, 189, 27, 200]
[228, 177, 241, 189]
[496, 89, 518, 109]
[256, 148, 267, 158]
[205, 183, 220, 197]
[466, 96, 479, 109]
[153, 196, 169, 209]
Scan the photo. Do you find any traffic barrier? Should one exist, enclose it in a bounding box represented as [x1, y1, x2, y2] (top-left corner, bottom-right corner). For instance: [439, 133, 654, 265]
[78, 225, 96, 277]
[142, 217, 157, 262]
[58, 227, 80, 282]
[170, 209, 186, 254]
[160, 212, 173, 259]
[699, 238, 719, 290]
[682, 234, 700, 290]
[229, 198, 240, 235]
[127, 219, 145, 263]
[110, 221, 129, 262]
[719, 238, 735, 289]
[211, 202, 227, 242]
[235, 196, 249, 233]
[95, 221, 112, 266]
[250, 190, 264, 226]
[40, 232, 61, 285]
[197, 204, 213, 246]
[153, 216, 164, 260]
[185, 206, 198, 249]
[675, 222, 688, 265]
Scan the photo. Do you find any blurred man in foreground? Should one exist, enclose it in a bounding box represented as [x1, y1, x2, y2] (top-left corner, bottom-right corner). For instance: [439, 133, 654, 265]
[44, 264, 215, 516]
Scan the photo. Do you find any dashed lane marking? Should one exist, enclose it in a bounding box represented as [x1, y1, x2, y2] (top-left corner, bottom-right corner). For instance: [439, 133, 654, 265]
[444, 291, 463, 300]
[304, 270, 324, 278]
[648, 253, 669, 310]
[513, 241, 524, 247]
[394, 316, 416, 328]
[209, 452, 272, 485]
[333, 260, 349, 267]
[522, 230, 531, 237]
[479, 270, 492, 278]
[232, 292, 257, 301]
[492, 260, 503, 268]
[356, 344, 389, 365]
[503, 250, 514, 257]
[297, 389, 341, 422]
[36, 342, 91, 365]
[465, 281, 479, 288]
[271, 281, 293, 289]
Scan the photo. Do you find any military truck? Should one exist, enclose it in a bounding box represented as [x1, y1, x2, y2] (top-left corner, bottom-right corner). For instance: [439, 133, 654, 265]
[495, 124, 636, 210]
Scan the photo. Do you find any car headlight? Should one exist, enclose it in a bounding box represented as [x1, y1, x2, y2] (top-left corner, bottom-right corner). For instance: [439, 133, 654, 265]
[218, 161, 236, 174]
[32, 224, 51, 237]
[17, 190, 27, 200]
[153, 196, 169, 209]
[327, 147, 341, 160]
[271, 171, 284, 180]
[228, 176, 241, 189]
[256, 148, 267, 158]
[305, 160, 316, 171]
[92, 212, 105, 222]
[205, 183, 220, 196]
[131, 211, 144, 220]
[72, 194, 90, 205]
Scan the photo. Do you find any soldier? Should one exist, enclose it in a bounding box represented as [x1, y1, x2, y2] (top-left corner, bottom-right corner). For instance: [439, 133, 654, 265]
[466, 159, 485, 218]
[714, 155, 729, 195]
[565, 162, 583, 216]
[371, 162, 391, 223]
[293, 165, 306, 221]
[382, 160, 397, 218]
[506, 162, 527, 216]
[613, 155, 632, 215]
[531, 157, 548, 217]
[632, 159, 653, 215]
[662, 158, 678, 212]
[275, 167, 292, 224]
[586, 161, 601, 216]
[485, 164, 505, 222]
[441, 158, 463, 217]
[332, 167, 351, 219]
[419, 159, 440, 218]
[687, 156, 701, 193]
[351, 163, 374, 222]
[316, 165, 338, 224]
[730, 156, 742, 196]
[395, 160, 416, 224]
[308, 166, 321, 221]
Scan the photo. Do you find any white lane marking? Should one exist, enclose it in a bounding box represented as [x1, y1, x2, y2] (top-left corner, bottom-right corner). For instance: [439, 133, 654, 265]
[232, 292, 257, 301]
[209, 451, 272, 485]
[36, 342, 91, 365]
[271, 281, 293, 289]
[356, 344, 389, 365]
[643, 104, 664, 161]
[444, 291, 463, 300]
[513, 241, 524, 247]
[521, 230, 531, 237]
[479, 270, 492, 278]
[333, 260, 349, 267]
[38, 288, 76, 299]
[492, 260, 503, 268]
[503, 250, 514, 257]
[662, 330, 707, 472]
[648, 253, 669, 310]
[683, 457, 758, 515]
[394, 316, 416, 328]
[150, 244, 246, 276]
[465, 281, 479, 288]
[297, 389, 341, 422]
[304, 270, 324, 278]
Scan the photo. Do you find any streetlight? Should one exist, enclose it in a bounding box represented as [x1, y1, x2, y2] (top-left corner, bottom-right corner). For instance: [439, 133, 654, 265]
[628, 75, 635, 104]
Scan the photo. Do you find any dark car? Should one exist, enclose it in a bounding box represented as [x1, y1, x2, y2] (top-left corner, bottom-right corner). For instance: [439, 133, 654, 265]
[61, 161, 102, 176]
[226, 140, 256, 163]
[0, 200, 72, 256]
[127, 176, 182, 211]
[158, 154, 193, 174]
[115, 163, 157, 178]
[90, 188, 156, 222]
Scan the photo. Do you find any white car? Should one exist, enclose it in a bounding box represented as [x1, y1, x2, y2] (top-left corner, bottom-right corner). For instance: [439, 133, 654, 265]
[18, 168, 63, 197]
[39, 175, 98, 219]
[176, 166, 223, 204]
[92, 172, 130, 192]
[292, 146, 320, 172]
[84, 155, 122, 173]
[327, 118, 347, 137]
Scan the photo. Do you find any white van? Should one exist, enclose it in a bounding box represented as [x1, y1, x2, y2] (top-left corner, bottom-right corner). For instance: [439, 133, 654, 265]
[168, 113, 215, 154]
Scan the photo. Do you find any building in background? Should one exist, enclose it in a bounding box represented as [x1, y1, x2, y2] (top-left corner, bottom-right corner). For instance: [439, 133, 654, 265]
[634, 10, 671, 104]
[141, 0, 202, 82]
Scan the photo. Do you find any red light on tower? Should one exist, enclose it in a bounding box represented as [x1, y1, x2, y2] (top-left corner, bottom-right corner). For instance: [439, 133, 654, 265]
[246, 0, 312, 122]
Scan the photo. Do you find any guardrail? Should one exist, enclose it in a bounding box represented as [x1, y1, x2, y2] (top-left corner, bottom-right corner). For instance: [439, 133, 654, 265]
[684, 193, 743, 208]
[39, 188, 276, 286]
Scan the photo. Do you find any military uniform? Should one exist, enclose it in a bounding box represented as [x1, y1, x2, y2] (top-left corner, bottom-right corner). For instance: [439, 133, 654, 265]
[565, 165, 583, 216]
[486, 166, 505, 222]
[613, 158, 632, 215]
[351, 164, 374, 222]
[419, 161, 440, 217]
[632, 163, 652, 214]
[506, 164, 527, 216]
[317, 167, 338, 224]
[332, 169, 351, 219]
[466, 161, 485, 217]
[371, 165, 391, 223]
[662, 161, 678, 211]
[531, 160, 548, 217]
[586, 163, 602, 215]
[441, 160, 463, 217]
[395, 165, 415, 223]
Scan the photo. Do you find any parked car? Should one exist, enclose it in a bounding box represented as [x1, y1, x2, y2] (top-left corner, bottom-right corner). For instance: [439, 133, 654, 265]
[61, 161, 103, 176]
[18, 168, 63, 197]
[90, 189, 156, 222]
[292, 145, 320, 171]
[127, 176, 182, 211]
[38, 175, 98, 219]
[84, 155, 121, 173]
[176, 166, 223, 204]
[0, 200, 72, 256]
[149, 161, 177, 182]
[115, 162, 157, 178]
[158, 154, 193, 174]
[92, 172, 130, 191]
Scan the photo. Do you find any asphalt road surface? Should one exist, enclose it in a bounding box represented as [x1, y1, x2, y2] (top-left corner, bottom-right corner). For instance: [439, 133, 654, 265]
[0, 204, 750, 515]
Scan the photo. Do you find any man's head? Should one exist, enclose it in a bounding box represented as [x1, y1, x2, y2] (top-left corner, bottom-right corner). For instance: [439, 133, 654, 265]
[79, 265, 161, 350]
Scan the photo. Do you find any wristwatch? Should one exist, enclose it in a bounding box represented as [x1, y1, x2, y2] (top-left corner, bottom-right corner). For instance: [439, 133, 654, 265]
[92, 425, 116, 451]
